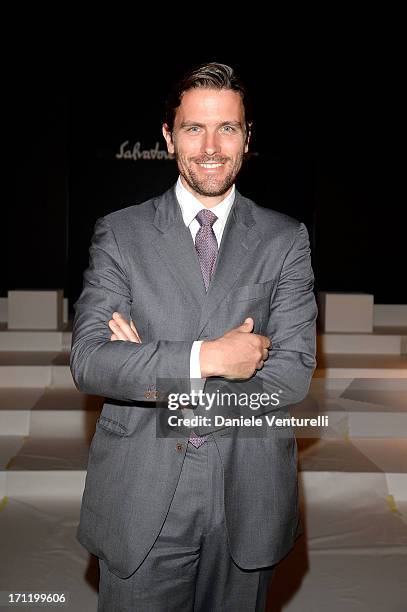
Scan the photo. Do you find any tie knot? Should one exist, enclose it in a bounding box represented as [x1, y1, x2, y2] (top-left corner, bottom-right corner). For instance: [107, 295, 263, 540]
[196, 209, 217, 228]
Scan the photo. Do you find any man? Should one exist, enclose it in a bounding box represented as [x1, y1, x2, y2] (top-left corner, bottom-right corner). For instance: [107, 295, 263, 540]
[71, 62, 317, 611]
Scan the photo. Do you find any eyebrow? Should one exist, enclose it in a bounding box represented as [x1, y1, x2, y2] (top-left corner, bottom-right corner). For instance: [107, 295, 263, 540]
[180, 120, 243, 129]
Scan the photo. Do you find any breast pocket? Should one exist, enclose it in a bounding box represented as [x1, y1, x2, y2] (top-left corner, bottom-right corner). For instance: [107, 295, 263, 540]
[226, 280, 275, 331]
[226, 280, 275, 303]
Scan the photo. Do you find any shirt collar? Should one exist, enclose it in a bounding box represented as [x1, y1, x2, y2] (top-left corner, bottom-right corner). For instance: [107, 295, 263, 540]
[175, 175, 235, 228]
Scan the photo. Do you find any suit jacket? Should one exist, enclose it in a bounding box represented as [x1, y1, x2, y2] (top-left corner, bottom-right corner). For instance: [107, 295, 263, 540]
[70, 184, 317, 579]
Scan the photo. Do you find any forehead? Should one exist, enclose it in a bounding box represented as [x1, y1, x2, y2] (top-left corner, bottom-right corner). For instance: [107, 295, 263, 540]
[175, 88, 245, 124]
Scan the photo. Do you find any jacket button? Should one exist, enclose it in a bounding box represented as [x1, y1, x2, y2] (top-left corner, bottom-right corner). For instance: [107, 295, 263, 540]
[175, 443, 184, 453]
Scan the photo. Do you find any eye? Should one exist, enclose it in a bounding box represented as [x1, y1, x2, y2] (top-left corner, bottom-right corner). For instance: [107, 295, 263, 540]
[187, 126, 201, 133]
[221, 125, 237, 133]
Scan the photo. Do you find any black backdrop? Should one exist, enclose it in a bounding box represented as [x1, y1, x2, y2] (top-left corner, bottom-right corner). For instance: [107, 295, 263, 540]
[10, 49, 406, 310]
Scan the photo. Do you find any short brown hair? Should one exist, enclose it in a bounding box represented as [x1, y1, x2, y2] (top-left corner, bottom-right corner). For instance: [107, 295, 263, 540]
[164, 62, 253, 140]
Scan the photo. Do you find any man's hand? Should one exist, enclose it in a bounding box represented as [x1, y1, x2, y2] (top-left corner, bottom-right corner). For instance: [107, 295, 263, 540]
[108, 312, 141, 342]
[200, 317, 271, 379]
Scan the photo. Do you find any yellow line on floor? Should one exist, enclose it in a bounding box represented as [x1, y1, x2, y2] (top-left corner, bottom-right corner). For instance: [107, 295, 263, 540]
[386, 494, 402, 517]
[5, 457, 15, 470]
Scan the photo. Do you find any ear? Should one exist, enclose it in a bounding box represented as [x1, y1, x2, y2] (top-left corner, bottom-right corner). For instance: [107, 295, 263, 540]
[162, 123, 175, 154]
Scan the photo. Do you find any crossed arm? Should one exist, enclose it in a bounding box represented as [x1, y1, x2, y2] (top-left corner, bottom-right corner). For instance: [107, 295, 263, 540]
[108, 312, 270, 379]
[70, 217, 317, 412]
[106, 223, 317, 414]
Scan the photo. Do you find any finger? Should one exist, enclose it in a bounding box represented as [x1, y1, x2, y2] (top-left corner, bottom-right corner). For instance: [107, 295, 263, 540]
[112, 312, 138, 342]
[261, 335, 271, 349]
[239, 317, 254, 332]
[263, 349, 269, 361]
[113, 312, 136, 342]
[130, 318, 142, 343]
[109, 319, 128, 341]
[256, 360, 264, 370]
[110, 333, 118, 341]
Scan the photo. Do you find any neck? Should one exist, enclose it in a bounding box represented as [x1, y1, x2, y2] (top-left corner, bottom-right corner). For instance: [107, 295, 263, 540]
[180, 175, 233, 208]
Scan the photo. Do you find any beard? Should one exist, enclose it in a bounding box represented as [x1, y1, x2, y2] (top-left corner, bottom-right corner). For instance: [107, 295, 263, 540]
[175, 151, 245, 197]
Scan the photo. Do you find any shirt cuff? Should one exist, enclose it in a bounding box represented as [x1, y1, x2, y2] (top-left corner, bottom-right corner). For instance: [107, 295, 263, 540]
[185, 341, 205, 419]
[190, 340, 203, 380]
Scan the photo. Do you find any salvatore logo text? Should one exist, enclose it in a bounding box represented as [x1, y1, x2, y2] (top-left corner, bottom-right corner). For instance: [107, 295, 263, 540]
[116, 141, 174, 161]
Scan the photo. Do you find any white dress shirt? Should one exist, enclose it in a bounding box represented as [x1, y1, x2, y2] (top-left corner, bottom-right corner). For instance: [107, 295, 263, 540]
[175, 175, 236, 380]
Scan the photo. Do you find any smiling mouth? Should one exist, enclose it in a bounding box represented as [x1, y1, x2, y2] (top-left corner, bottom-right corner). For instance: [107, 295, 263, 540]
[196, 162, 225, 169]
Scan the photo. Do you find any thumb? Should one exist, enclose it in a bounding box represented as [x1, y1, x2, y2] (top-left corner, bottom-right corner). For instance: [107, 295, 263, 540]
[240, 317, 254, 332]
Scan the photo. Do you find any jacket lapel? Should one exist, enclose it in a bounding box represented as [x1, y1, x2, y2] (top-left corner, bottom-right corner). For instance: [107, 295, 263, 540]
[196, 190, 262, 337]
[152, 186, 207, 309]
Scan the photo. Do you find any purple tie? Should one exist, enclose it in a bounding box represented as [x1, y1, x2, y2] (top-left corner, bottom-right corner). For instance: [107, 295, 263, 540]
[195, 209, 218, 291]
[188, 209, 218, 448]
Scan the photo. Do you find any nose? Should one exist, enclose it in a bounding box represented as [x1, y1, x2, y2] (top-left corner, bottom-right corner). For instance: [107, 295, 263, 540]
[203, 130, 220, 156]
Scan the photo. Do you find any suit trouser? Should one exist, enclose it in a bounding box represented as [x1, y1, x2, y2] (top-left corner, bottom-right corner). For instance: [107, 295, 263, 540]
[97, 435, 275, 611]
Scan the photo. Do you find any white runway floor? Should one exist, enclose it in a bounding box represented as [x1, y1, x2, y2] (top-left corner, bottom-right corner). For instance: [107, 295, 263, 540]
[0, 323, 406, 611]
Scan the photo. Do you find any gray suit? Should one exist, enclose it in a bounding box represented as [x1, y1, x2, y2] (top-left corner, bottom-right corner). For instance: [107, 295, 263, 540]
[71, 184, 317, 584]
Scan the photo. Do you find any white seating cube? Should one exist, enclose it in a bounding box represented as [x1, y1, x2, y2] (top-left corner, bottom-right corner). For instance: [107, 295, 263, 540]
[8, 290, 64, 330]
[318, 292, 374, 332]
